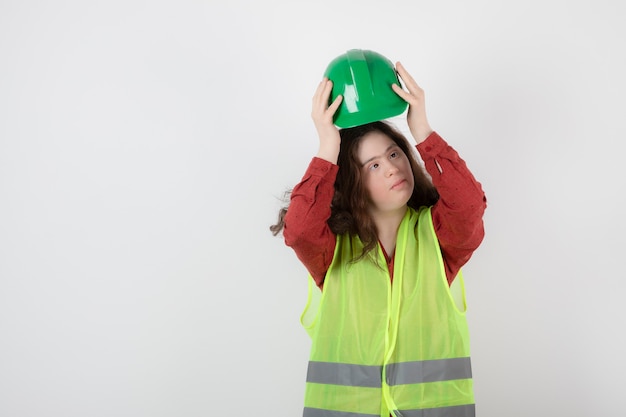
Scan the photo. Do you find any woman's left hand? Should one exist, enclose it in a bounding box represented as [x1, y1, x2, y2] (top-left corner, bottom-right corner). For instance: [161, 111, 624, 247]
[392, 61, 433, 144]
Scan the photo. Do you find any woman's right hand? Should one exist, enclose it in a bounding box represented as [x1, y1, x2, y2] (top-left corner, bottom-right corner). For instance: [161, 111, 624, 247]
[311, 78, 343, 164]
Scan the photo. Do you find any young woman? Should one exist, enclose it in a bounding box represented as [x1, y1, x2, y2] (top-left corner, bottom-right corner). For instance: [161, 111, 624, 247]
[271, 62, 486, 417]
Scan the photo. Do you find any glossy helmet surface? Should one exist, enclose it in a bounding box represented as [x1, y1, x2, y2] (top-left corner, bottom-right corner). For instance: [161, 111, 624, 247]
[324, 49, 407, 128]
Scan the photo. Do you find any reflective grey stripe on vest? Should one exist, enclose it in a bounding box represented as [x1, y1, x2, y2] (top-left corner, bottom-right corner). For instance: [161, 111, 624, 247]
[306, 361, 382, 387]
[303, 407, 380, 417]
[386, 357, 472, 386]
[393, 404, 475, 417]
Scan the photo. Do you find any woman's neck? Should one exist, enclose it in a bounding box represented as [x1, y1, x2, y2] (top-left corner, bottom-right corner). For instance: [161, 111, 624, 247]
[371, 206, 408, 258]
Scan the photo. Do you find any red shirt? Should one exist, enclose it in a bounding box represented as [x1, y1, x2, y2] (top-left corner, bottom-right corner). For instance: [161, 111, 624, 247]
[283, 131, 487, 288]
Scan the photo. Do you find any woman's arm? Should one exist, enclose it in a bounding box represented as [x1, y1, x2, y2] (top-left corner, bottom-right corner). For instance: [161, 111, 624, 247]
[283, 158, 338, 289]
[283, 78, 344, 289]
[418, 133, 487, 284]
[393, 61, 486, 284]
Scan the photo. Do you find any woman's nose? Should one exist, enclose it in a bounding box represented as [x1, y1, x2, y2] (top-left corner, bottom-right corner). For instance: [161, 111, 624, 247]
[386, 163, 399, 176]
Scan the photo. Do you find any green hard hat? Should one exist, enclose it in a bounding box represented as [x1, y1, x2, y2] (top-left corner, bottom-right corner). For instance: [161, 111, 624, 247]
[323, 49, 408, 128]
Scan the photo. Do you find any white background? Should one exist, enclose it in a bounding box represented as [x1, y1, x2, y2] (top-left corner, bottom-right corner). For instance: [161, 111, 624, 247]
[1, 1, 625, 416]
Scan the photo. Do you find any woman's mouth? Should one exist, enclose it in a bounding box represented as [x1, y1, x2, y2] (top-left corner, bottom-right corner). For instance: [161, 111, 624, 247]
[391, 179, 406, 190]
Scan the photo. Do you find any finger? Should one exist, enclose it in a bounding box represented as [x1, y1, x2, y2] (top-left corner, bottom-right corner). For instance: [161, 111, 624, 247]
[396, 62, 413, 82]
[395, 61, 421, 93]
[322, 79, 334, 103]
[327, 94, 343, 116]
[312, 81, 333, 116]
[392, 83, 412, 103]
[314, 79, 333, 105]
[312, 78, 328, 103]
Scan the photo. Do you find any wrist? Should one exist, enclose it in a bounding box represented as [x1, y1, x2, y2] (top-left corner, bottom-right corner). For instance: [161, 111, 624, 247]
[316, 140, 340, 164]
[412, 126, 433, 144]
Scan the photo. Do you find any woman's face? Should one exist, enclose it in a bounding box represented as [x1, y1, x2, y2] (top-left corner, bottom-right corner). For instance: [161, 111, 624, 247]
[357, 131, 414, 214]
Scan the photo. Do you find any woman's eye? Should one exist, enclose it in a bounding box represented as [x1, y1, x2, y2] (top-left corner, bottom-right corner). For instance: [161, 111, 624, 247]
[390, 151, 398, 159]
[369, 163, 379, 171]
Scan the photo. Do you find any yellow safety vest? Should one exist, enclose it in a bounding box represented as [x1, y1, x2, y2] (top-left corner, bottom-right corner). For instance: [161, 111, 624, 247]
[300, 206, 474, 417]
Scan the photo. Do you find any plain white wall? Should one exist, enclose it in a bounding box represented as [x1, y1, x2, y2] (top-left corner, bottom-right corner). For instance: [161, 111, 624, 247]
[1, 0, 624, 416]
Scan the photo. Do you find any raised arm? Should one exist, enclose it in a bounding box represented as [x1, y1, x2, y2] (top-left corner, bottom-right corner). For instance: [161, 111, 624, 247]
[418, 133, 487, 283]
[283, 79, 344, 288]
[393, 61, 487, 283]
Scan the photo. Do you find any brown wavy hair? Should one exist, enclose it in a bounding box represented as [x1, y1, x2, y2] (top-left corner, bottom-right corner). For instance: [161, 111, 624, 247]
[270, 121, 439, 259]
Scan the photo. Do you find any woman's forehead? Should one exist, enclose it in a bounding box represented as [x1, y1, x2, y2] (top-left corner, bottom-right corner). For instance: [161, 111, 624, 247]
[357, 132, 398, 160]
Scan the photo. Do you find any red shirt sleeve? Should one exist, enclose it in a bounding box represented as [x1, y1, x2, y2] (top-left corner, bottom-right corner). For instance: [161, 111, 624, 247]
[417, 132, 487, 285]
[284, 132, 487, 288]
[283, 157, 338, 289]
